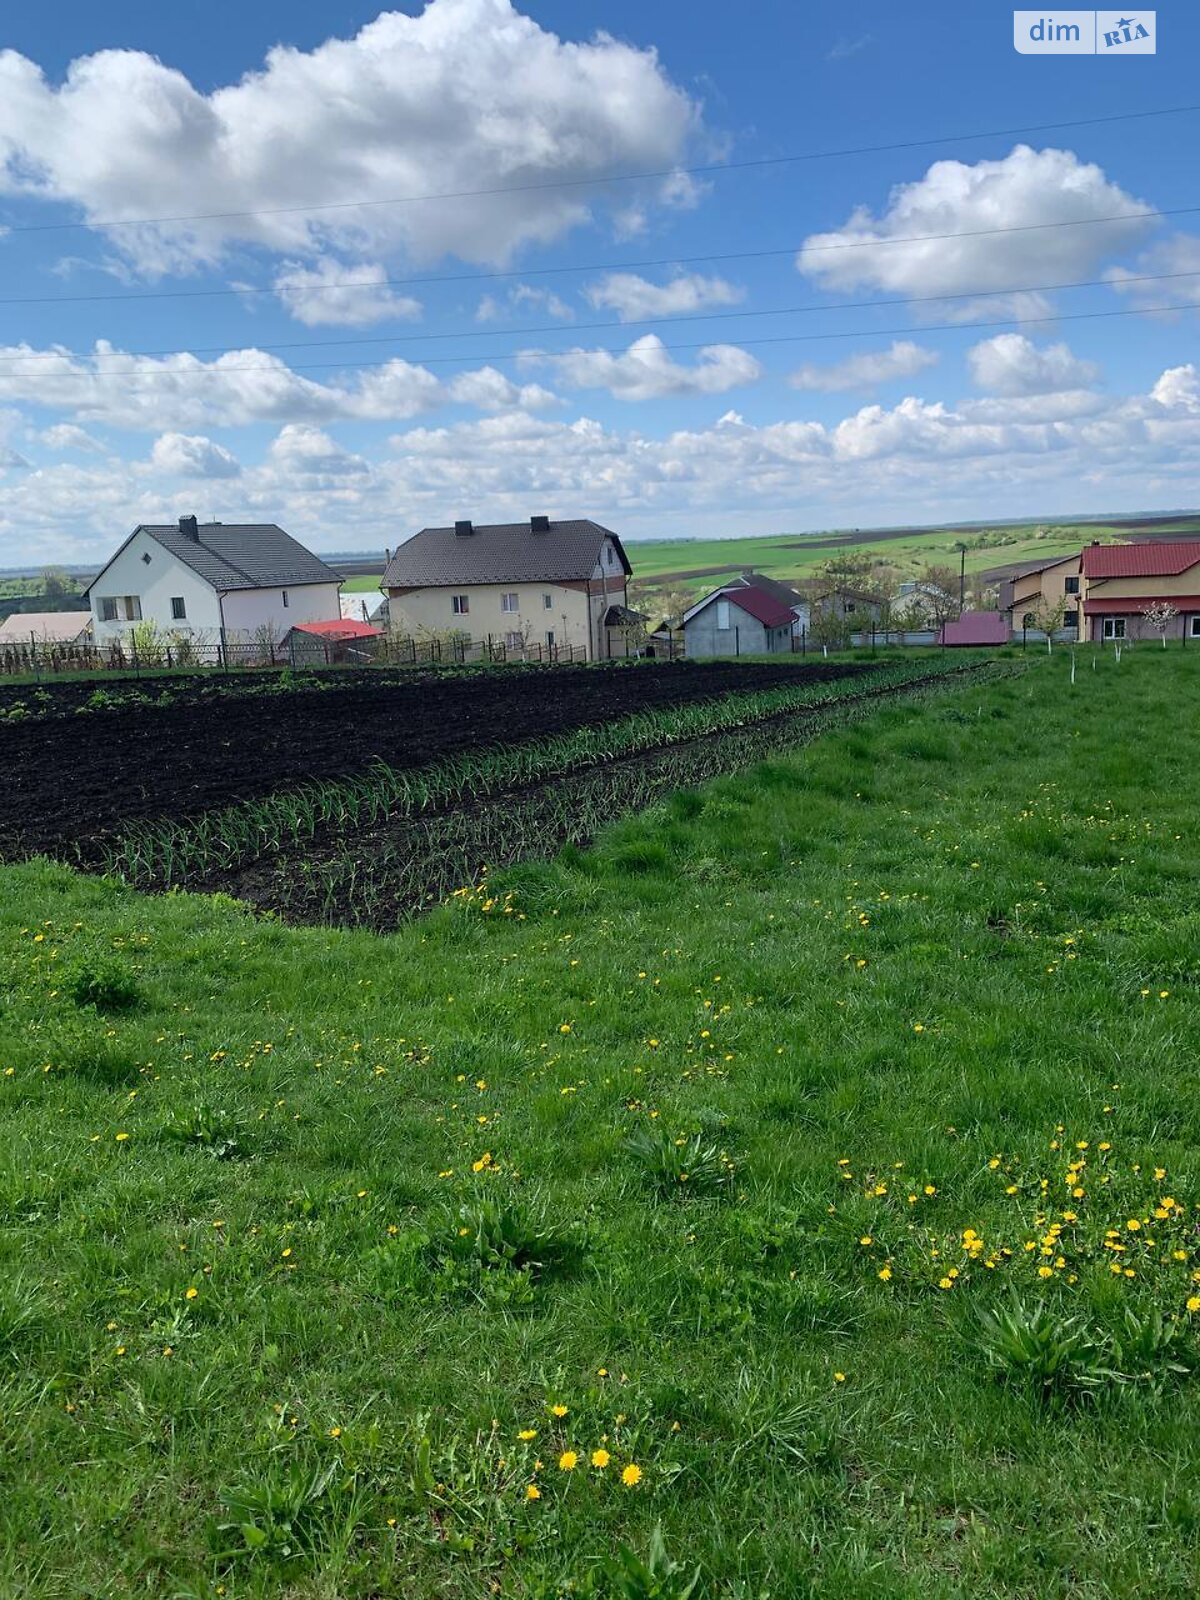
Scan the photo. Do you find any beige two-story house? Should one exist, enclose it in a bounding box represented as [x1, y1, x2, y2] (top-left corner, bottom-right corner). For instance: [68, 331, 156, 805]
[998, 551, 1083, 638]
[382, 516, 632, 660]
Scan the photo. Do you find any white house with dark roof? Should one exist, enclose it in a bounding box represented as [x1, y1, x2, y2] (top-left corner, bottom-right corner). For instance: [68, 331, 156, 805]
[86, 517, 342, 645]
[382, 516, 632, 660]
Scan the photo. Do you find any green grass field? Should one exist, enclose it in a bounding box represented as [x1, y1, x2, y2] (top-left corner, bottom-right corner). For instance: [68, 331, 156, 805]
[624, 515, 1200, 601]
[2, 648, 1198, 1596]
[340, 575, 385, 593]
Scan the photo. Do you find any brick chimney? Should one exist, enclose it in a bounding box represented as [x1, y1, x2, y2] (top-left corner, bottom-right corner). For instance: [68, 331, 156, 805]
[179, 514, 199, 540]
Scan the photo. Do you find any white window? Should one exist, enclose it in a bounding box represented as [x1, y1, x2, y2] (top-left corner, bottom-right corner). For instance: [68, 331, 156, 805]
[1065, 576, 1080, 595]
[122, 596, 142, 621]
[99, 597, 118, 622]
[1102, 618, 1126, 640]
[546, 629, 555, 647]
[281, 590, 289, 608]
[501, 593, 519, 613]
[1189, 614, 1200, 638]
[505, 630, 523, 649]
[542, 592, 553, 609]
[716, 599, 731, 631]
[171, 596, 187, 621]
[605, 544, 615, 567]
[452, 594, 470, 615]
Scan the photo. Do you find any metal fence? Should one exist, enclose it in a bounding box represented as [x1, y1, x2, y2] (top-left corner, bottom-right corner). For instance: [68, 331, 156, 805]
[0, 632, 590, 681]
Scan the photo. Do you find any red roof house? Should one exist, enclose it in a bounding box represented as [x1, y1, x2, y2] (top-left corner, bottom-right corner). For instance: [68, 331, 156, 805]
[1080, 541, 1200, 642]
[284, 617, 383, 663]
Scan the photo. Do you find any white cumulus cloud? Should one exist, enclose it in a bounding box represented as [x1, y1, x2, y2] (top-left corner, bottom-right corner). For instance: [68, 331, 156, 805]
[40, 422, 105, 453]
[797, 146, 1153, 320]
[582, 272, 744, 321]
[149, 432, 242, 478]
[0, 0, 700, 275]
[789, 340, 939, 393]
[524, 334, 762, 400]
[967, 334, 1100, 396]
[273, 258, 422, 327]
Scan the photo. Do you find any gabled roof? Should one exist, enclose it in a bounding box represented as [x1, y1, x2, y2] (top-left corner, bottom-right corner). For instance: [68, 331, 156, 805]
[0, 610, 91, 644]
[728, 571, 805, 608]
[939, 611, 1010, 646]
[288, 618, 382, 639]
[382, 519, 631, 587]
[686, 584, 794, 630]
[86, 522, 341, 596]
[728, 587, 795, 628]
[1082, 540, 1200, 579]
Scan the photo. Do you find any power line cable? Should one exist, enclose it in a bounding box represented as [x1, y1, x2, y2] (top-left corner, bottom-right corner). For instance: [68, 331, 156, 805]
[2, 102, 1196, 235]
[0, 267, 1194, 366]
[2, 203, 1195, 311]
[3, 297, 1197, 383]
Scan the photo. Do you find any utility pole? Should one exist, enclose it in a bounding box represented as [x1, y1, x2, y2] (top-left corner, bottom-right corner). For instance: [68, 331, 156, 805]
[956, 543, 967, 613]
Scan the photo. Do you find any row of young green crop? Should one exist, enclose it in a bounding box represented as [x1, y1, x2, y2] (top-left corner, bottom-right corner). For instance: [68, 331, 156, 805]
[254, 661, 1023, 929]
[97, 658, 975, 891]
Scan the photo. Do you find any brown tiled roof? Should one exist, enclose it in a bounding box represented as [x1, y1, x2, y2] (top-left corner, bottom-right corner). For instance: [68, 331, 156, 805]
[383, 519, 630, 587]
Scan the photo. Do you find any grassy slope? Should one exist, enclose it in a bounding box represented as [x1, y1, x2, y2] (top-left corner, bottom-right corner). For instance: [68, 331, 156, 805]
[625, 515, 1200, 596]
[1, 650, 1198, 1597]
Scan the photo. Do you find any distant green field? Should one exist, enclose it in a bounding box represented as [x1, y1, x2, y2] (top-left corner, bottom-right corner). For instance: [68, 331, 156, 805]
[625, 516, 1200, 597]
[341, 574, 384, 593]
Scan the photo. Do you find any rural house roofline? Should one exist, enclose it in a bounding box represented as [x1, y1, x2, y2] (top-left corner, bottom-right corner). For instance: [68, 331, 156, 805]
[381, 518, 631, 589]
[85, 520, 342, 598]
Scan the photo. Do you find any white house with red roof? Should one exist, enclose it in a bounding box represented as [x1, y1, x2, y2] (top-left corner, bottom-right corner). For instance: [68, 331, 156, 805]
[682, 574, 799, 656]
[1079, 540, 1200, 643]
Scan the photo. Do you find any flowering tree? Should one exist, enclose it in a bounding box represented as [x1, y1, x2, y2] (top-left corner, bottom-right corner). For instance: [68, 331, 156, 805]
[1141, 600, 1179, 648]
[1032, 596, 1067, 653]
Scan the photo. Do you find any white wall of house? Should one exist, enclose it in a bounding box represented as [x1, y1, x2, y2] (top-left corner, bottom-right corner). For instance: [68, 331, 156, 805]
[90, 529, 342, 644]
[221, 582, 341, 642]
[90, 529, 222, 644]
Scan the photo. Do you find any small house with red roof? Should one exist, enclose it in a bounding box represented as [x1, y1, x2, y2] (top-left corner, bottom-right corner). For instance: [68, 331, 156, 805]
[1080, 540, 1200, 643]
[682, 574, 798, 656]
[283, 617, 383, 664]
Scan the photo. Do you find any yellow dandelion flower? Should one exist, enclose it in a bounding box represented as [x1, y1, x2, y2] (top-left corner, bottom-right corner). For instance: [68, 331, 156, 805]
[525, 1483, 541, 1500]
[558, 1451, 578, 1471]
[518, 1428, 537, 1441]
[621, 1463, 643, 1487]
[833, 1371, 846, 1383]
[591, 1449, 610, 1469]
[550, 1403, 568, 1418]
[1187, 1297, 1200, 1314]
[184, 1286, 198, 1300]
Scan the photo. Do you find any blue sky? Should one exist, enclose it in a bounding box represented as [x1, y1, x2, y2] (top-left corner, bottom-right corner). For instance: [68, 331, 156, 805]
[1, 0, 1198, 562]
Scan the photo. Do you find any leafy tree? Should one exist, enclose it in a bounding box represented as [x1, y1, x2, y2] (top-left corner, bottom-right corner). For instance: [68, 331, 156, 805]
[40, 565, 71, 600]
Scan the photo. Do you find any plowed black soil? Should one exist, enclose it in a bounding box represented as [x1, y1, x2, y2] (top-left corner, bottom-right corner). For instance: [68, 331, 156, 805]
[0, 659, 867, 860]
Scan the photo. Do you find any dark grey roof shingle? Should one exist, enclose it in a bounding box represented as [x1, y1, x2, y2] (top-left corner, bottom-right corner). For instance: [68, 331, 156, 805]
[139, 523, 341, 591]
[383, 519, 631, 587]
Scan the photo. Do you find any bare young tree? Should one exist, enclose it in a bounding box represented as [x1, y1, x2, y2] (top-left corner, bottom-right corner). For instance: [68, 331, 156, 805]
[1141, 600, 1179, 648]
